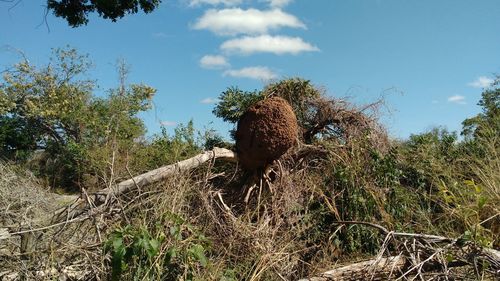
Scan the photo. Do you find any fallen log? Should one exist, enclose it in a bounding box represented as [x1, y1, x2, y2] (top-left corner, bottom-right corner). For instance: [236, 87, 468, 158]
[1, 148, 237, 239]
[299, 246, 500, 281]
[298, 256, 406, 281]
[53, 147, 237, 222]
[298, 234, 500, 281]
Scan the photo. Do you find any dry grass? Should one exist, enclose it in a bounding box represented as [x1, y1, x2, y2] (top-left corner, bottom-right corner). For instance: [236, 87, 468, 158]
[0, 93, 498, 280]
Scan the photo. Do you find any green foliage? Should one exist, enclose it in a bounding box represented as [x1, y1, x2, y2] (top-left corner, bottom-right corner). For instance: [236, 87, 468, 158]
[213, 78, 322, 128]
[401, 127, 461, 178]
[212, 86, 262, 124]
[163, 212, 210, 281]
[299, 141, 406, 255]
[199, 127, 231, 151]
[0, 48, 93, 152]
[462, 76, 499, 140]
[131, 121, 201, 172]
[105, 225, 163, 281]
[397, 84, 500, 246]
[105, 212, 210, 281]
[47, 0, 162, 27]
[263, 78, 321, 131]
[0, 47, 155, 189]
[0, 116, 38, 160]
[213, 78, 325, 143]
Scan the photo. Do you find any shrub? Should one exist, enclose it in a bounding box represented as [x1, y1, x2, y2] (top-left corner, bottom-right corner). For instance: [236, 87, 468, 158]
[0, 48, 155, 190]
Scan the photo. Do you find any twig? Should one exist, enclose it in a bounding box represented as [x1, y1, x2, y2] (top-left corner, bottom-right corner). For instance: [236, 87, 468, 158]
[82, 187, 102, 243]
[216, 191, 232, 213]
[332, 220, 390, 234]
[396, 241, 456, 281]
[125, 164, 142, 195]
[7, 216, 89, 236]
[332, 220, 453, 243]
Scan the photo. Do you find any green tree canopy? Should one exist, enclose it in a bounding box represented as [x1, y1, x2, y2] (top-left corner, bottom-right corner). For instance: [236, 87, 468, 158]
[0, 47, 155, 188]
[462, 75, 500, 140]
[47, 0, 162, 27]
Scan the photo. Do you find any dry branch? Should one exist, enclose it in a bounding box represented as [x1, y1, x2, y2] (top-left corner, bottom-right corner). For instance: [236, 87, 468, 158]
[53, 147, 237, 222]
[299, 245, 500, 280]
[299, 221, 500, 280]
[298, 256, 406, 281]
[1, 148, 237, 239]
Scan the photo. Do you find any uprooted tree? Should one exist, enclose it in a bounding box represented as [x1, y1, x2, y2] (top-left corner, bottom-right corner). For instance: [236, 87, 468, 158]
[213, 78, 388, 147]
[1, 48, 499, 280]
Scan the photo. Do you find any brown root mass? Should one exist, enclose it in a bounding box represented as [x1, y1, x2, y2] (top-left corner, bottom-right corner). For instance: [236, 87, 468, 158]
[235, 97, 298, 170]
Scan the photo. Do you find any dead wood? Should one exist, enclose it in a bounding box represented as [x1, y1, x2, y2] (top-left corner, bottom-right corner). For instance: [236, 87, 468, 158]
[52, 147, 237, 222]
[0, 148, 237, 240]
[298, 256, 406, 281]
[299, 221, 500, 280]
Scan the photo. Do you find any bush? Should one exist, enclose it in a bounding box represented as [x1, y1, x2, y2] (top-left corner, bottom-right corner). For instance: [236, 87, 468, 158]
[0, 48, 155, 190]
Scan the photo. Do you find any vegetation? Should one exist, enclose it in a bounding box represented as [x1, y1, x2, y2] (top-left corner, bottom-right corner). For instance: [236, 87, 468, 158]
[0, 48, 204, 190]
[47, 0, 162, 27]
[0, 49, 498, 280]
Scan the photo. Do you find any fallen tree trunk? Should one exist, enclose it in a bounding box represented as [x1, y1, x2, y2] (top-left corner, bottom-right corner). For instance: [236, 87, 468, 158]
[1, 148, 237, 239]
[298, 256, 406, 281]
[53, 147, 237, 222]
[298, 243, 500, 281]
[300, 247, 500, 281]
[297, 220, 500, 280]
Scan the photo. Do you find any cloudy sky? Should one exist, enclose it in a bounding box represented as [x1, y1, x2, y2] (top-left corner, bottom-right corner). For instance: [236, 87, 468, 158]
[1, 0, 499, 139]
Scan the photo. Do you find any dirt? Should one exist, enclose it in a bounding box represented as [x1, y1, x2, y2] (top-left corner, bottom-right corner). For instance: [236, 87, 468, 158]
[235, 97, 299, 170]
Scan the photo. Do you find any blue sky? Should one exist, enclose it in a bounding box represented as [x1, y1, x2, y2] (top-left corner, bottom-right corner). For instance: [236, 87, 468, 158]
[1, 0, 499, 140]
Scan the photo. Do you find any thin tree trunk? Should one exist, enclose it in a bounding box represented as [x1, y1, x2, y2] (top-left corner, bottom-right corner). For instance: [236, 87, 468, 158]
[52, 147, 237, 222]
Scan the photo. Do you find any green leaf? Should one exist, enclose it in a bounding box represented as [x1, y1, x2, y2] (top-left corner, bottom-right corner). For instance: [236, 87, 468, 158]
[445, 253, 454, 263]
[165, 247, 177, 265]
[170, 225, 182, 240]
[189, 244, 208, 267]
[478, 196, 488, 209]
[147, 238, 160, 258]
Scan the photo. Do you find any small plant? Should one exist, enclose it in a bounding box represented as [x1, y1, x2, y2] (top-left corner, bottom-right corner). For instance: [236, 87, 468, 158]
[104, 226, 162, 281]
[104, 211, 211, 281]
[162, 212, 210, 281]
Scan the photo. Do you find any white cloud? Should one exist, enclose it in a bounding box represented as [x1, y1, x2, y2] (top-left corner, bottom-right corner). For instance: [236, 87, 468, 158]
[189, 0, 242, 7]
[263, 0, 293, 8]
[447, 95, 466, 105]
[221, 35, 319, 55]
[223, 66, 277, 80]
[200, 55, 230, 69]
[431, 100, 439, 104]
[192, 8, 305, 36]
[200, 98, 219, 104]
[160, 120, 177, 126]
[468, 76, 494, 88]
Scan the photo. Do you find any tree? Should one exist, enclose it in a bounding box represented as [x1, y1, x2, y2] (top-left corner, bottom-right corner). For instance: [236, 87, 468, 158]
[462, 76, 500, 141]
[212, 86, 262, 124]
[47, 0, 162, 27]
[212, 79, 321, 127]
[0, 47, 95, 158]
[213, 78, 373, 144]
[0, 47, 155, 188]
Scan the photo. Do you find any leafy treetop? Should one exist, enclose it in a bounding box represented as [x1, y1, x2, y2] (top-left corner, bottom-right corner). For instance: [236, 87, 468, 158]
[462, 75, 499, 141]
[0, 47, 155, 188]
[47, 0, 162, 27]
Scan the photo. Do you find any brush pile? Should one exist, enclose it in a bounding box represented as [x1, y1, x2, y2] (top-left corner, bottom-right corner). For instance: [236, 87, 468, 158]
[1, 78, 499, 280]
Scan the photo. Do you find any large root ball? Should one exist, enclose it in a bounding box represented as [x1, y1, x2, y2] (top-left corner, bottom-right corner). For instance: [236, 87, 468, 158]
[235, 97, 299, 170]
